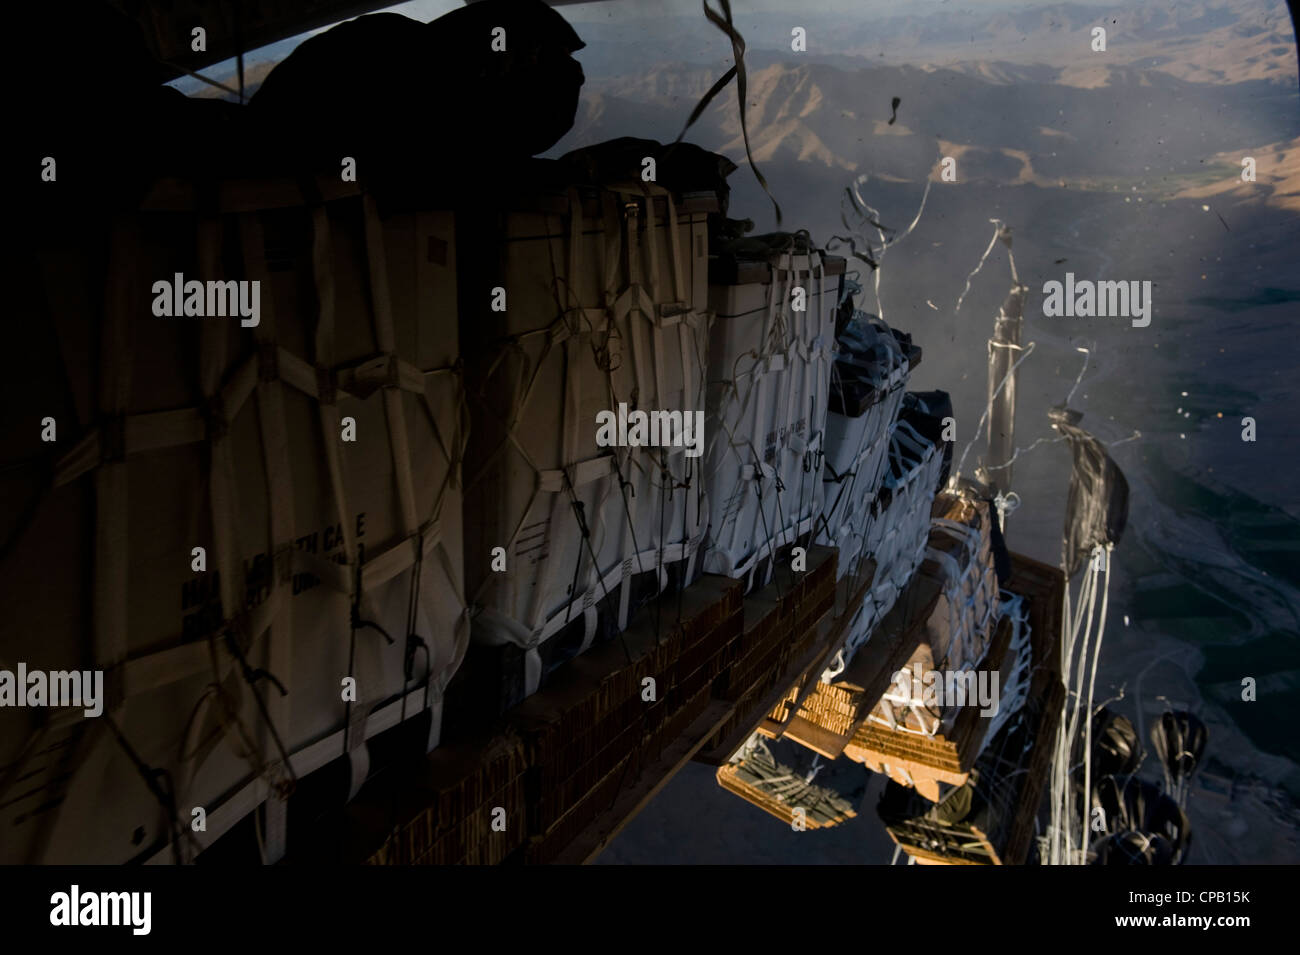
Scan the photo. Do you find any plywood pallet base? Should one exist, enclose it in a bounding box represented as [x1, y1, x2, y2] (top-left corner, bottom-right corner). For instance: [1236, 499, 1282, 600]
[546, 698, 737, 864]
[755, 564, 943, 761]
[715, 760, 857, 829]
[845, 614, 1015, 794]
[777, 549, 1065, 804]
[693, 547, 866, 765]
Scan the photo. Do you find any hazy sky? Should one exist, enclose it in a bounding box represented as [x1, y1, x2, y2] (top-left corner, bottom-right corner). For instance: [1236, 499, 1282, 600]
[171, 0, 1295, 97]
[385, 0, 1129, 24]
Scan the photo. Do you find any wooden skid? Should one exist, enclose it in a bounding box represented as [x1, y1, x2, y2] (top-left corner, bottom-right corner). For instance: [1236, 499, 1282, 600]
[769, 565, 944, 760]
[762, 557, 879, 740]
[693, 546, 855, 764]
[795, 549, 1063, 800]
[355, 536, 1039, 864]
[715, 761, 857, 830]
[355, 572, 743, 865]
[846, 614, 1014, 784]
[361, 731, 531, 866]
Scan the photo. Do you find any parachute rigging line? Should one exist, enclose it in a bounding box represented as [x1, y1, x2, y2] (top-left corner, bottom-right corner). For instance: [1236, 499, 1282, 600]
[951, 340, 1037, 487]
[953, 219, 1010, 317]
[828, 175, 933, 324]
[675, 1, 782, 226]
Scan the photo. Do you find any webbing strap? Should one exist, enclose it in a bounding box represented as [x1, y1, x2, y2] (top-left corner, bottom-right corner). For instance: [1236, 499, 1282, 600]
[94, 217, 136, 712]
[362, 195, 419, 539]
[568, 187, 583, 310]
[311, 205, 357, 573]
[49, 194, 470, 839]
[48, 343, 363, 486]
[643, 186, 661, 302]
[195, 211, 247, 710]
[179, 214, 255, 809]
[360, 520, 442, 593]
[893, 419, 930, 458]
[666, 193, 686, 304]
[601, 192, 622, 306]
[242, 213, 297, 824]
[678, 320, 695, 417]
[468, 185, 706, 652]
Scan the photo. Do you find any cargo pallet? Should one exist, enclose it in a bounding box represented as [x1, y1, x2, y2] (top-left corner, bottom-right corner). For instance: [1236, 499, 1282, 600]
[715, 752, 857, 830]
[692, 547, 870, 765]
[845, 614, 1014, 801]
[760, 561, 945, 761]
[764, 541, 1063, 797]
[883, 671, 1065, 865]
[878, 551, 1067, 865]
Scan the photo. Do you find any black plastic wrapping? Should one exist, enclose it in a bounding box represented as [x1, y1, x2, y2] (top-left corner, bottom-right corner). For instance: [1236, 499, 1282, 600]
[1089, 775, 1191, 864]
[902, 391, 954, 491]
[1149, 710, 1208, 793]
[1049, 406, 1130, 577]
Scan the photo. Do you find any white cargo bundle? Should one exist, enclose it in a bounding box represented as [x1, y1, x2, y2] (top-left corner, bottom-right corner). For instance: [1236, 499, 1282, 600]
[817, 314, 910, 582]
[701, 249, 841, 592]
[925, 514, 1002, 672]
[867, 421, 945, 611]
[1, 179, 466, 864]
[981, 592, 1032, 748]
[462, 183, 712, 696]
[834, 418, 945, 669]
[863, 508, 1009, 739]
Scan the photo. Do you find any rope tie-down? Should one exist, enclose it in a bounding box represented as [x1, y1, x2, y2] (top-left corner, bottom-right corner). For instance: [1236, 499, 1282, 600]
[464, 183, 711, 696]
[854, 419, 945, 641]
[866, 510, 1009, 741]
[700, 244, 836, 593]
[8, 181, 469, 864]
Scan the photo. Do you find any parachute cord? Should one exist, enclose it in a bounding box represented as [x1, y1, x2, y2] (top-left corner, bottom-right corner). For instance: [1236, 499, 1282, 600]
[1050, 568, 1075, 865]
[1065, 557, 1099, 759]
[1065, 551, 1101, 862]
[613, 448, 646, 577]
[676, 0, 782, 226]
[1107, 430, 1142, 448]
[979, 434, 1066, 477]
[1050, 551, 1097, 864]
[846, 175, 889, 321]
[1067, 569, 1098, 864]
[101, 714, 195, 865]
[993, 491, 1021, 529]
[884, 178, 934, 253]
[804, 755, 824, 784]
[829, 176, 931, 324]
[953, 219, 1006, 317]
[951, 340, 1037, 488]
[1079, 544, 1113, 861]
[1065, 346, 1090, 406]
